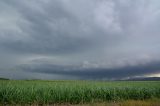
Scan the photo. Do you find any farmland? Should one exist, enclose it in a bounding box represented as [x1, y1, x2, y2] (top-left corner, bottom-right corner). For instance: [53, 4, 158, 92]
[0, 80, 160, 105]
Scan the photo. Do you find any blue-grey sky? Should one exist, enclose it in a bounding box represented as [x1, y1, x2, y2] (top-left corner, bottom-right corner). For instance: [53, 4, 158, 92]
[0, 0, 160, 80]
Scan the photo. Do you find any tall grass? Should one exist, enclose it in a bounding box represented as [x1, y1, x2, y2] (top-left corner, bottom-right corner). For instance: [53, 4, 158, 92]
[0, 80, 160, 104]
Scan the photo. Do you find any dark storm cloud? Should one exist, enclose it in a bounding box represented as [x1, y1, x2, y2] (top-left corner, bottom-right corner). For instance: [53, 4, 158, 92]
[0, 0, 95, 55]
[1, 0, 160, 55]
[0, 0, 160, 79]
[19, 61, 160, 80]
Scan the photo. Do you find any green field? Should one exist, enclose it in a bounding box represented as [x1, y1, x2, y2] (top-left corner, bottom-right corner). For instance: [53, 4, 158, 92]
[0, 80, 160, 105]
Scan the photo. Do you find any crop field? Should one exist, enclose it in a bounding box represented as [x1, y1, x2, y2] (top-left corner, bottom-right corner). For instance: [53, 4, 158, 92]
[0, 80, 160, 105]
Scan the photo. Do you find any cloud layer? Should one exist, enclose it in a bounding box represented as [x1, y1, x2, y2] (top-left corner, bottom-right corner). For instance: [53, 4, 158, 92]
[0, 0, 160, 79]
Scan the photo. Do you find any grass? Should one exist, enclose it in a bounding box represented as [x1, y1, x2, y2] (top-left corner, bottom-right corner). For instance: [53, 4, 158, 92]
[0, 80, 160, 105]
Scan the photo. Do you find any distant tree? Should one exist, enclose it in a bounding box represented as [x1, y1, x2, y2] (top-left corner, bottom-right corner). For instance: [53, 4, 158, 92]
[0, 78, 9, 80]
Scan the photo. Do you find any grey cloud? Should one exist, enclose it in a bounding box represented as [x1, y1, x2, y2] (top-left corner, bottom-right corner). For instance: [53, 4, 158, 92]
[1, 0, 160, 55]
[0, 0, 160, 79]
[0, 0, 97, 55]
[18, 60, 160, 80]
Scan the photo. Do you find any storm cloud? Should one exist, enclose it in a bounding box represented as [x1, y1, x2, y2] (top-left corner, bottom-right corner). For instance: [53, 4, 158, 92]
[17, 60, 160, 80]
[0, 0, 160, 79]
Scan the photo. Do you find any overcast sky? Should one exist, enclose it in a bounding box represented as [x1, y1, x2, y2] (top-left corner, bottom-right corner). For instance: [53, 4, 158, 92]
[0, 0, 160, 80]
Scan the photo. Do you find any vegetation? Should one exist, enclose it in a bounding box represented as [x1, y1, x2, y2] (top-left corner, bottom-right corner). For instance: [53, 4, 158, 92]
[0, 78, 9, 80]
[0, 80, 160, 105]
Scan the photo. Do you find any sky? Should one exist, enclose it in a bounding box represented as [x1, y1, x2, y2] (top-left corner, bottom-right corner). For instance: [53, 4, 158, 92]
[0, 0, 160, 80]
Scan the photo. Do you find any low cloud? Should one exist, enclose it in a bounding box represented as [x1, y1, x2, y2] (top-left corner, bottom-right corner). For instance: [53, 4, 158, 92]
[18, 60, 160, 80]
